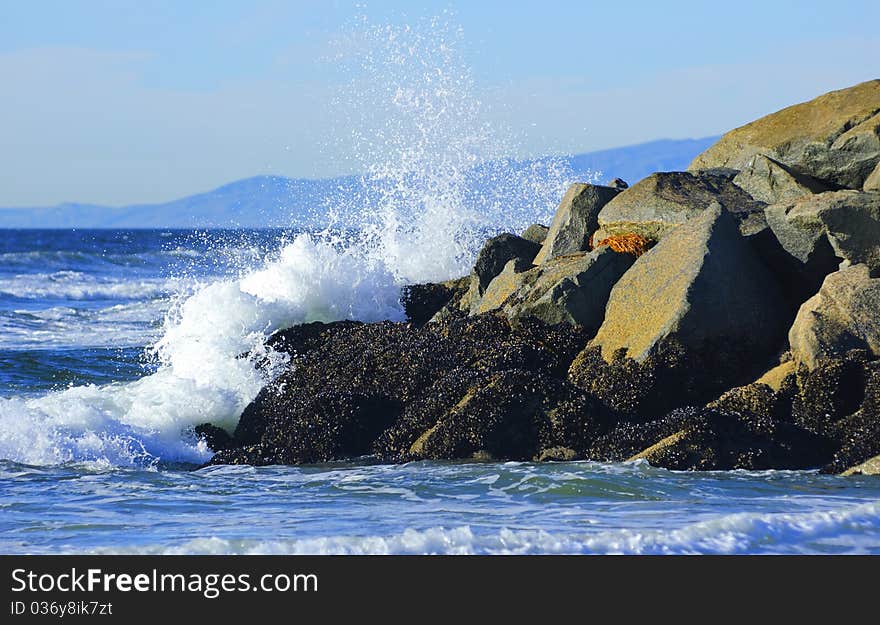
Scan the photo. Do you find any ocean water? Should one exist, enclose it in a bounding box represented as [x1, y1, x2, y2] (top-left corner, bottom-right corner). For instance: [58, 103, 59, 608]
[2, 17, 879, 555]
[1, 228, 880, 555]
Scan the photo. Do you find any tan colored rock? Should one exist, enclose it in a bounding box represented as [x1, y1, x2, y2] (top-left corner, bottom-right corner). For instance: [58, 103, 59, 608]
[789, 264, 880, 369]
[596, 171, 763, 242]
[590, 204, 786, 363]
[474, 258, 532, 314]
[626, 430, 687, 463]
[840, 453, 880, 476]
[755, 360, 796, 392]
[690, 80, 880, 190]
[533, 183, 619, 264]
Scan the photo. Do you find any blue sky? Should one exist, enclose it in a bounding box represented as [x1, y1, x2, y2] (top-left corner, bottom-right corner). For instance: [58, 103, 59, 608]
[1, 0, 878, 206]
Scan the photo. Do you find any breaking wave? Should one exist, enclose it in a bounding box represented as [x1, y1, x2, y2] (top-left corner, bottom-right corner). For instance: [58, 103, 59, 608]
[0, 16, 574, 467]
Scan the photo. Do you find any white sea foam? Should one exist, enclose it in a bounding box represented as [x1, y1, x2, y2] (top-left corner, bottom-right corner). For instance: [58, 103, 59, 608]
[0, 271, 194, 301]
[0, 301, 170, 349]
[0, 16, 574, 467]
[80, 501, 880, 555]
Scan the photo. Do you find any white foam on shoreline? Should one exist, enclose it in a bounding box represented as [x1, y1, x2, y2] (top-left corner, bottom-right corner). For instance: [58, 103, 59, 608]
[0, 234, 405, 466]
[78, 501, 880, 555]
[0, 271, 193, 301]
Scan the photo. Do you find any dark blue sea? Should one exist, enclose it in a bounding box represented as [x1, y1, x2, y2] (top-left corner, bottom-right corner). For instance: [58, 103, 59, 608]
[2, 229, 879, 554]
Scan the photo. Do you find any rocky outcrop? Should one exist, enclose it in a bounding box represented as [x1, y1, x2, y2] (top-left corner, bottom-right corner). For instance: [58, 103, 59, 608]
[207, 316, 601, 466]
[533, 183, 620, 264]
[690, 79, 880, 190]
[623, 407, 832, 471]
[788, 265, 880, 369]
[765, 190, 880, 278]
[732, 154, 831, 204]
[594, 171, 765, 242]
[476, 248, 634, 333]
[521, 223, 550, 244]
[401, 277, 469, 325]
[569, 204, 787, 416]
[841, 454, 880, 476]
[198, 81, 880, 476]
[459, 233, 541, 313]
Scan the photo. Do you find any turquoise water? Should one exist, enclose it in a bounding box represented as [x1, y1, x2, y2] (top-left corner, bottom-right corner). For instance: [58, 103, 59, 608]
[1, 229, 879, 555]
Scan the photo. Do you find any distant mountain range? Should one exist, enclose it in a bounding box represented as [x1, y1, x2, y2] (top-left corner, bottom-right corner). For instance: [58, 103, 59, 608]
[0, 137, 717, 228]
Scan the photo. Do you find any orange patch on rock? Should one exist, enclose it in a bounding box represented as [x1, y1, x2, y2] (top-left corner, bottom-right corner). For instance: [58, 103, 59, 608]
[591, 233, 653, 257]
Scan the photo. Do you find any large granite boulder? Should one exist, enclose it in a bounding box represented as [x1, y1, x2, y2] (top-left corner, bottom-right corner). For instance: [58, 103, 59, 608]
[459, 233, 541, 313]
[476, 248, 635, 333]
[765, 190, 880, 279]
[533, 183, 620, 264]
[569, 204, 788, 416]
[732, 154, 831, 204]
[788, 265, 880, 369]
[594, 170, 764, 242]
[689, 79, 880, 190]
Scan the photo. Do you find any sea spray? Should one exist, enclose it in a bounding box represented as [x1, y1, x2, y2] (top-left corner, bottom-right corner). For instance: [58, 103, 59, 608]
[322, 14, 577, 283]
[0, 16, 577, 467]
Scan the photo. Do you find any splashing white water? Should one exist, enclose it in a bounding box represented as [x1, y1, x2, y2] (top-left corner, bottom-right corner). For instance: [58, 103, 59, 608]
[0, 16, 577, 467]
[83, 500, 880, 555]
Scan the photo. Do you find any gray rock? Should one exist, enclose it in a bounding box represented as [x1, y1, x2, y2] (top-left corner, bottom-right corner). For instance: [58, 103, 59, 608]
[596, 170, 765, 242]
[789, 265, 880, 369]
[473, 257, 534, 314]
[732, 153, 831, 204]
[689, 79, 880, 190]
[533, 183, 620, 264]
[459, 233, 540, 313]
[759, 197, 845, 306]
[401, 278, 469, 326]
[765, 190, 880, 277]
[866, 161, 880, 192]
[501, 248, 634, 332]
[608, 178, 629, 190]
[521, 223, 550, 245]
[471, 233, 540, 294]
